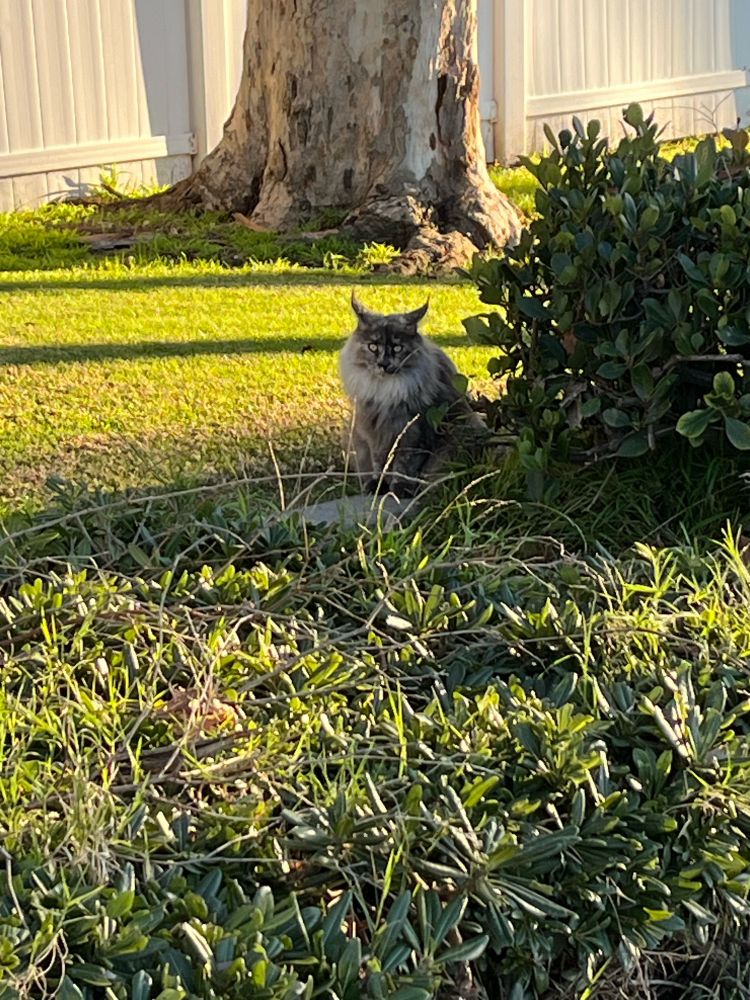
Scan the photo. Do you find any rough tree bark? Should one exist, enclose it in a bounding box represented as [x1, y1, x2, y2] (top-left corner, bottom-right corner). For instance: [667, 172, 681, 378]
[163, 0, 521, 269]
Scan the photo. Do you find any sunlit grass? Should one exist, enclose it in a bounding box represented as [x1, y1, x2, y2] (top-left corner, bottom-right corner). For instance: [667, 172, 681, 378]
[0, 263, 492, 509]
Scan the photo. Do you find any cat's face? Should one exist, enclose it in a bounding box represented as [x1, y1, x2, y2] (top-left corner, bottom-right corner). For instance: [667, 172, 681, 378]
[349, 295, 429, 376]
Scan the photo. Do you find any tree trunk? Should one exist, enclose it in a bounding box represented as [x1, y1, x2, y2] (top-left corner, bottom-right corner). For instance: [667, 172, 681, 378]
[164, 0, 521, 267]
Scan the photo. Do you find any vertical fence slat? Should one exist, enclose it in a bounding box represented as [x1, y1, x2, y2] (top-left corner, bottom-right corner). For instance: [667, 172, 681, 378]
[495, 0, 527, 163]
[30, 0, 76, 147]
[0, 18, 10, 154]
[477, 0, 495, 160]
[162, 0, 191, 142]
[98, 0, 140, 139]
[65, 0, 109, 143]
[0, 0, 44, 152]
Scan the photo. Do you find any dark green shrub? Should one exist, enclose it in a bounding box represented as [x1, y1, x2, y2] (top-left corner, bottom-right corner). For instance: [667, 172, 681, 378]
[465, 106, 750, 495]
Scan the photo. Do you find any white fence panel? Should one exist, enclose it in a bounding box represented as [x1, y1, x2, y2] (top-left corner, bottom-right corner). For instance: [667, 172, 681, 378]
[187, 0, 246, 162]
[0, 0, 197, 210]
[500, 0, 750, 163]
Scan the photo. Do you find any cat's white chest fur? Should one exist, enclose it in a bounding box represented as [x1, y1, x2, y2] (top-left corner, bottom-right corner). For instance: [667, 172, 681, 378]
[339, 338, 437, 410]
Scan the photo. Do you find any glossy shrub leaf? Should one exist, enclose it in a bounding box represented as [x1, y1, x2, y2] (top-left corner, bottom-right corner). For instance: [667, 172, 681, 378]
[617, 433, 650, 457]
[713, 371, 735, 398]
[603, 408, 631, 428]
[462, 315, 492, 344]
[725, 417, 750, 450]
[677, 253, 707, 284]
[57, 978, 84, 1000]
[464, 107, 750, 472]
[517, 294, 550, 320]
[676, 409, 714, 439]
[597, 361, 627, 380]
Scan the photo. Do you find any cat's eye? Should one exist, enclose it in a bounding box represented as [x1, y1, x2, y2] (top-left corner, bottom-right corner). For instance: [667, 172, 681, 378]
[368, 343, 378, 353]
[392, 344, 403, 354]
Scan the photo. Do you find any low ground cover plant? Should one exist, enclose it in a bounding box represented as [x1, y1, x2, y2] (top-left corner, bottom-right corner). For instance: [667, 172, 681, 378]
[1, 456, 750, 999]
[0, 203, 386, 274]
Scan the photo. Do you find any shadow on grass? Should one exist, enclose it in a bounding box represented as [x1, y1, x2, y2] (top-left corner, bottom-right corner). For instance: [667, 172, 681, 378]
[0, 435, 750, 595]
[0, 333, 469, 366]
[1, 439, 747, 583]
[0, 461, 364, 585]
[0, 270, 469, 294]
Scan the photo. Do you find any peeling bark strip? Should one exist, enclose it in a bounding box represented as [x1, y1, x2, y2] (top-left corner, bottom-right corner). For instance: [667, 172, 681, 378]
[162, 0, 521, 264]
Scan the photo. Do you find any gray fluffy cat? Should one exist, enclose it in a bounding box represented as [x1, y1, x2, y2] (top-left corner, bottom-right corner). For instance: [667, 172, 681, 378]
[339, 294, 481, 496]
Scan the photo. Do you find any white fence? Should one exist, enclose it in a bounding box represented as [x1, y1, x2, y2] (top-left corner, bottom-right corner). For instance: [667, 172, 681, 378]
[481, 0, 750, 162]
[1, 0, 749, 213]
[0, 0, 244, 212]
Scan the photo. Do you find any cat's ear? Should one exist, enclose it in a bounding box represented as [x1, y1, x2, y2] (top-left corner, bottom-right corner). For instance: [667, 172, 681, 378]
[351, 293, 375, 325]
[403, 299, 429, 327]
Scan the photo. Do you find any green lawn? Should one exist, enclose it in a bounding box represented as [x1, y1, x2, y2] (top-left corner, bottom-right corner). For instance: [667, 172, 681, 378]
[0, 265, 493, 510]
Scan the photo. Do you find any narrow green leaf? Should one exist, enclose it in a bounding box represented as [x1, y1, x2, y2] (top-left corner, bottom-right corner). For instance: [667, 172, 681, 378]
[381, 942, 413, 973]
[337, 937, 362, 985]
[437, 934, 489, 965]
[131, 970, 153, 1000]
[432, 895, 468, 948]
[501, 881, 574, 919]
[515, 828, 580, 864]
[376, 891, 413, 958]
[67, 965, 118, 987]
[106, 890, 135, 920]
[322, 891, 352, 946]
[57, 977, 85, 1000]
[179, 924, 213, 967]
[462, 775, 500, 808]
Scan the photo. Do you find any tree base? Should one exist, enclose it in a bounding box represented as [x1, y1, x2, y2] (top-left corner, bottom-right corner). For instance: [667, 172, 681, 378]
[143, 0, 524, 276]
[342, 182, 522, 273]
[380, 228, 479, 275]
